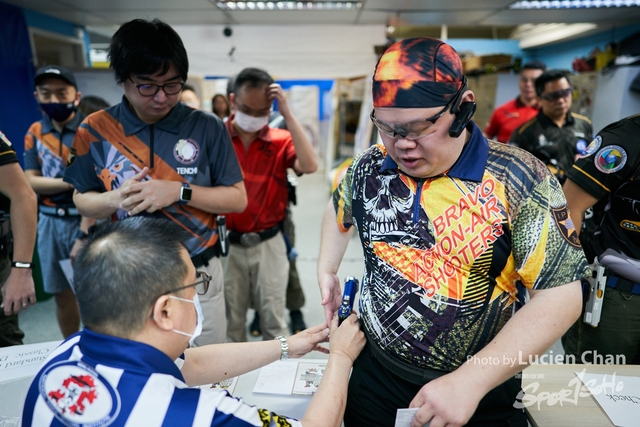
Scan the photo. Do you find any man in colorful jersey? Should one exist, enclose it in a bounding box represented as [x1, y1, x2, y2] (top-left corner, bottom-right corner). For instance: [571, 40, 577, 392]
[561, 114, 640, 364]
[24, 66, 95, 338]
[317, 38, 589, 427]
[511, 69, 593, 183]
[224, 68, 317, 342]
[483, 60, 546, 143]
[21, 217, 365, 427]
[0, 131, 37, 346]
[63, 19, 247, 346]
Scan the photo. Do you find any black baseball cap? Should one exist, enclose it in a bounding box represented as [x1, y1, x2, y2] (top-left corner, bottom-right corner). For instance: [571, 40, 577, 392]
[34, 65, 77, 89]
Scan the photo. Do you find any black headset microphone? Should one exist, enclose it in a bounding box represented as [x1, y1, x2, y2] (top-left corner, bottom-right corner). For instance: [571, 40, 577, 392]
[448, 76, 477, 138]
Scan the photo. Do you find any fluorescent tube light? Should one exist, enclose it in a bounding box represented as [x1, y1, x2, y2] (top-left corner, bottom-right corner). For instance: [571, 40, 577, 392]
[510, 0, 640, 8]
[216, 1, 362, 9]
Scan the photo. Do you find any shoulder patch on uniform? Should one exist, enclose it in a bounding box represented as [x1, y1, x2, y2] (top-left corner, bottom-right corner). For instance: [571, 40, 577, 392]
[257, 408, 294, 427]
[582, 135, 601, 157]
[551, 206, 582, 248]
[0, 131, 11, 147]
[594, 145, 627, 174]
[39, 360, 120, 427]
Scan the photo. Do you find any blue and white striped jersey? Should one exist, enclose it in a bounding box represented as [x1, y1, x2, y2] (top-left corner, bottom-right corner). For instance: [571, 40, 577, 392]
[21, 329, 302, 427]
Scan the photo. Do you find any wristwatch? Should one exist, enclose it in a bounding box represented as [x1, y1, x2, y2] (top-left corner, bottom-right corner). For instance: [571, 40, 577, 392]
[11, 261, 33, 269]
[179, 182, 192, 204]
[274, 336, 289, 360]
[76, 230, 89, 240]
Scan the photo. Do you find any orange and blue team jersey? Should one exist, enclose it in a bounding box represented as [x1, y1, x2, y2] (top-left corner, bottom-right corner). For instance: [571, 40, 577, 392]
[24, 112, 86, 207]
[334, 121, 590, 372]
[63, 98, 243, 257]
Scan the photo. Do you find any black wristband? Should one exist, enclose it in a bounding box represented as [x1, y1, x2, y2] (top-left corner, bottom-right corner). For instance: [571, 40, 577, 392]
[76, 230, 89, 240]
[11, 261, 33, 269]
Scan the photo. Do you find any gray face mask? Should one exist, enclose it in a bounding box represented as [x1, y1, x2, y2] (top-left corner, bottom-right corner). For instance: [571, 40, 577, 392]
[234, 110, 269, 133]
[169, 294, 204, 347]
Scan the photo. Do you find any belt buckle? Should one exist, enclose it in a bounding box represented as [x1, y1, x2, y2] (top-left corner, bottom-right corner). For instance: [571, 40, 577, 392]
[240, 232, 261, 247]
[56, 208, 66, 217]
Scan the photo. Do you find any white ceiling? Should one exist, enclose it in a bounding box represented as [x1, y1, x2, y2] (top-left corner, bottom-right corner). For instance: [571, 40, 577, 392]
[7, 0, 640, 29]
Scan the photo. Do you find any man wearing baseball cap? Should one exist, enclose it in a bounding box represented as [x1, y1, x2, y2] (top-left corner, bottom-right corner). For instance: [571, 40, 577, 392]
[318, 38, 589, 426]
[23, 65, 94, 338]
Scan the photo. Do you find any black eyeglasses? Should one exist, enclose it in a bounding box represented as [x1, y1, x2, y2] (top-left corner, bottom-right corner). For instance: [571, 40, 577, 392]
[128, 77, 185, 97]
[540, 87, 572, 102]
[161, 271, 211, 296]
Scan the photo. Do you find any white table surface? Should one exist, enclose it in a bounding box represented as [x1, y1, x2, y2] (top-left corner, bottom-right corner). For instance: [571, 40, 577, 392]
[0, 341, 320, 422]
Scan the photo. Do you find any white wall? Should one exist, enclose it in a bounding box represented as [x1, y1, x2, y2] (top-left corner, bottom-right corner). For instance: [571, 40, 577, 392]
[172, 25, 387, 79]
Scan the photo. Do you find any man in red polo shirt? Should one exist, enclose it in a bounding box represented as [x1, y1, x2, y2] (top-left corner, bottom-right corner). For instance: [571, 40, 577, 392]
[224, 68, 317, 342]
[483, 60, 546, 143]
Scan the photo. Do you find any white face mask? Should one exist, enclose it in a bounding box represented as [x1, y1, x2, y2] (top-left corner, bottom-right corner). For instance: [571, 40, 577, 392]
[169, 294, 204, 347]
[234, 110, 269, 133]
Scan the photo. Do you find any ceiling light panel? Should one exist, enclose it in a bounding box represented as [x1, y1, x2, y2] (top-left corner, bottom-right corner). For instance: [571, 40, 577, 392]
[216, 1, 363, 10]
[510, 0, 640, 8]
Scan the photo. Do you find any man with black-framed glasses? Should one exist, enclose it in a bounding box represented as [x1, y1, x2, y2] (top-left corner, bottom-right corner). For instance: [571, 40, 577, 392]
[511, 69, 593, 184]
[318, 38, 588, 427]
[64, 19, 247, 346]
[22, 217, 366, 427]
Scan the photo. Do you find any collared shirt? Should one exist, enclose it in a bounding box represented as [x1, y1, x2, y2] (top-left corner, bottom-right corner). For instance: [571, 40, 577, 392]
[511, 110, 593, 178]
[224, 115, 296, 233]
[24, 111, 86, 207]
[21, 329, 302, 427]
[64, 97, 243, 256]
[334, 121, 589, 372]
[567, 114, 640, 263]
[484, 96, 539, 143]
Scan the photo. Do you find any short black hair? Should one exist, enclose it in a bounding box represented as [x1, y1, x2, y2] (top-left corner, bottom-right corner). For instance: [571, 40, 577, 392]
[226, 75, 236, 98]
[108, 19, 189, 84]
[522, 60, 546, 72]
[233, 68, 274, 94]
[535, 69, 572, 97]
[77, 95, 110, 116]
[73, 217, 191, 337]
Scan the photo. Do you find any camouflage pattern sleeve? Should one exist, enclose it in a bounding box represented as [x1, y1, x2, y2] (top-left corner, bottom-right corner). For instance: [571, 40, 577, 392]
[512, 174, 590, 290]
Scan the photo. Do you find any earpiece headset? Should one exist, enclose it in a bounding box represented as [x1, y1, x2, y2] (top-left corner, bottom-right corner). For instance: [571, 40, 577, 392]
[448, 76, 477, 138]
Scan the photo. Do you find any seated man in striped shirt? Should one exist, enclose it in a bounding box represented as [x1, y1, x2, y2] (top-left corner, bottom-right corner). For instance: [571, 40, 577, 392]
[22, 217, 364, 427]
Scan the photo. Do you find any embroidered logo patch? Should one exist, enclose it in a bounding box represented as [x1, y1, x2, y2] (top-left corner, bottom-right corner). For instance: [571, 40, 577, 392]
[582, 135, 601, 157]
[575, 139, 588, 156]
[173, 139, 200, 165]
[595, 145, 627, 174]
[552, 206, 581, 248]
[39, 361, 120, 427]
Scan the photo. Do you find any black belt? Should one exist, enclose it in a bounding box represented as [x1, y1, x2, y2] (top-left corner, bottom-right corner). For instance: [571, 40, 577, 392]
[363, 325, 448, 386]
[191, 244, 220, 268]
[39, 205, 79, 217]
[606, 274, 640, 295]
[228, 224, 281, 248]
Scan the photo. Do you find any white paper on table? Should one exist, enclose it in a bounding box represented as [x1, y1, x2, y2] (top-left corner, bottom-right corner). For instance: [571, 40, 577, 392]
[292, 362, 327, 396]
[201, 376, 238, 394]
[576, 371, 640, 427]
[395, 408, 424, 427]
[252, 360, 299, 395]
[58, 259, 73, 287]
[0, 340, 62, 382]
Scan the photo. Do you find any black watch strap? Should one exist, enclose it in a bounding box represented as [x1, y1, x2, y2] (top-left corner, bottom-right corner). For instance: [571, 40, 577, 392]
[76, 230, 89, 240]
